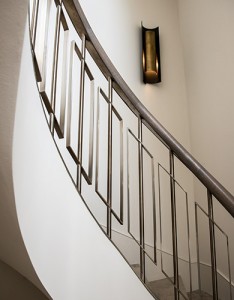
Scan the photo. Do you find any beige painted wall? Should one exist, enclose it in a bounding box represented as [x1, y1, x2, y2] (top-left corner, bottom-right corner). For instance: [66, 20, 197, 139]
[78, 0, 192, 150]
[177, 0, 234, 195]
[177, 0, 234, 291]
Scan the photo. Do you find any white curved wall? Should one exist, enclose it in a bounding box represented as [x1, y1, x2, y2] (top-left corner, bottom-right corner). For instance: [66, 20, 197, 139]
[0, 0, 52, 297]
[12, 23, 154, 300]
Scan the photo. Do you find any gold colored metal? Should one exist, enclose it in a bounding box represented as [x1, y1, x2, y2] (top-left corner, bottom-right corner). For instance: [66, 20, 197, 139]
[142, 25, 161, 84]
[145, 31, 158, 82]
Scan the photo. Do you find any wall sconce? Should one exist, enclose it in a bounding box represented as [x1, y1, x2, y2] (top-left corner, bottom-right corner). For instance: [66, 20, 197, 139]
[142, 24, 161, 84]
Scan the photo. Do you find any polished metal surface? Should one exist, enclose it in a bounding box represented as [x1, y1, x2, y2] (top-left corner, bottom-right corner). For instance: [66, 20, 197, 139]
[169, 151, 179, 300]
[49, 4, 61, 135]
[54, 9, 69, 138]
[158, 162, 192, 298]
[142, 25, 161, 84]
[29, 1, 234, 299]
[185, 191, 192, 296]
[195, 203, 202, 296]
[95, 88, 109, 204]
[30, 0, 39, 47]
[207, 191, 218, 300]
[63, 0, 234, 218]
[107, 77, 113, 238]
[77, 34, 85, 192]
[138, 118, 145, 282]
[66, 41, 81, 164]
[38, 0, 56, 112]
[111, 105, 124, 224]
[83, 63, 95, 184]
[195, 202, 233, 300]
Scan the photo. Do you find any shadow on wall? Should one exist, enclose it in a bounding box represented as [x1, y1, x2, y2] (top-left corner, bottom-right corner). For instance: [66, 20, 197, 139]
[0, 259, 49, 300]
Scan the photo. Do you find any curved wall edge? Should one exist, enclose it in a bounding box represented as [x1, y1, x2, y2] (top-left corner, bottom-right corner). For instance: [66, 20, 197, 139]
[0, 0, 53, 298]
[12, 21, 154, 300]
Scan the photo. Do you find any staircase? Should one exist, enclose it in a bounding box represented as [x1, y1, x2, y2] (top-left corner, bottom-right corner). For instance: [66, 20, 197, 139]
[132, 264, 188, 299]
[189, 291, 213, 300]
[26, 0, 234, 299]
[132, 264, 213, 300]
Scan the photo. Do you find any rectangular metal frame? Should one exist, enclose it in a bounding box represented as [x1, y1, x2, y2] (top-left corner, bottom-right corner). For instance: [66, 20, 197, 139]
[95, 88, 124, 225]
[66, 40, 82, 164]
[111, 105, 124, 224]
[38, 0, 60, 115]
[80, 62, 95, 185]
[53, 9, 69, 138]
[158, 162, 192, 298]
[30, 0, 51, 82]
[195, 202, 232, 300]
[127, 128, 157, 265]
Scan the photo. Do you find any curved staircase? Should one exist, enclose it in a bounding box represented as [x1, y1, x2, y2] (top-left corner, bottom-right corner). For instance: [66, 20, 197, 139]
[6, 0, 234, 299]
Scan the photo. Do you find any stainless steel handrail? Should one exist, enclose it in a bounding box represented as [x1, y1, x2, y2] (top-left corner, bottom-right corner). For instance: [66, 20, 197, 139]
[63, 0, 234, 218]
[29, 1, 234, 299]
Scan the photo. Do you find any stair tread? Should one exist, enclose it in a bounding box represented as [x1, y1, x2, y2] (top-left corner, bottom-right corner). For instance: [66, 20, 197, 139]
[147, 276, 188, 300]
[131, 264, 213, 300]
[189, 291, 213, 300]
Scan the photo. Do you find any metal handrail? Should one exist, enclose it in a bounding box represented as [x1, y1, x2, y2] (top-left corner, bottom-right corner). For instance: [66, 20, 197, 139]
[29, 1, 234, 299]
[63, 0, 234, 218]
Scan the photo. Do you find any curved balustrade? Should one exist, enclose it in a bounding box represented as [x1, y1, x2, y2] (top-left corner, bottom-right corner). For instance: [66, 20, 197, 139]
[28, 1, 234, 299]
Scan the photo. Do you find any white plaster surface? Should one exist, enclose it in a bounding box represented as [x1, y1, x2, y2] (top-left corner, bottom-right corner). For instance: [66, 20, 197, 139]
[13, 24, 154, 300]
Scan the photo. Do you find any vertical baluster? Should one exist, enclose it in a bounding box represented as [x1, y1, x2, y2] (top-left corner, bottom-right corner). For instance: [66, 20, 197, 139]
[227, 237, 232, 300]
[169, 150, 179, 300]
[77, 34, 86, 192]
[207, 190, 218, 300]
[31, 0, 39, 48]
[107, 78, 113, 238]
[195, 203, 202, 295]
[58, 14, 69, 138]
[138, 118, 145, 282]
[30, 0, 43, 82]
[30, 0, 39, 49]
[50, 3, 61, 135]
[185, 192, 193, 296]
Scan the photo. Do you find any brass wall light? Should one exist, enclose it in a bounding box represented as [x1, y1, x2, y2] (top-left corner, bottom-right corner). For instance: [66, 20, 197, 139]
[142, 24, 161, 84]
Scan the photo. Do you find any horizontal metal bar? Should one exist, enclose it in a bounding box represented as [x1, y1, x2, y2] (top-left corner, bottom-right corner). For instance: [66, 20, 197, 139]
[95, 170, 123, 225]
[158, 163, 187, 194]
[128, 231, 159, 267]
[195, 202, 229, 238]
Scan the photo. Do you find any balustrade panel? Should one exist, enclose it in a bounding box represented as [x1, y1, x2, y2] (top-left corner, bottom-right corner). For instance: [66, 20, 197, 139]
[28, 1, 234, 299]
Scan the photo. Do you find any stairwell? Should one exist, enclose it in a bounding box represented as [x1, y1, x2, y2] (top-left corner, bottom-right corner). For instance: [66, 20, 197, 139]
[5, 0, 234, 299]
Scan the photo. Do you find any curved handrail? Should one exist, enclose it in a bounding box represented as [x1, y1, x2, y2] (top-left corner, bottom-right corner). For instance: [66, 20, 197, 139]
[64, 0, 234, 217]
[29, 1, 234, 298]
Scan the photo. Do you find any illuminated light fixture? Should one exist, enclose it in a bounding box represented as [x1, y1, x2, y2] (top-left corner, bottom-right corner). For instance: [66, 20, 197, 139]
[142, 24, 161, 84]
